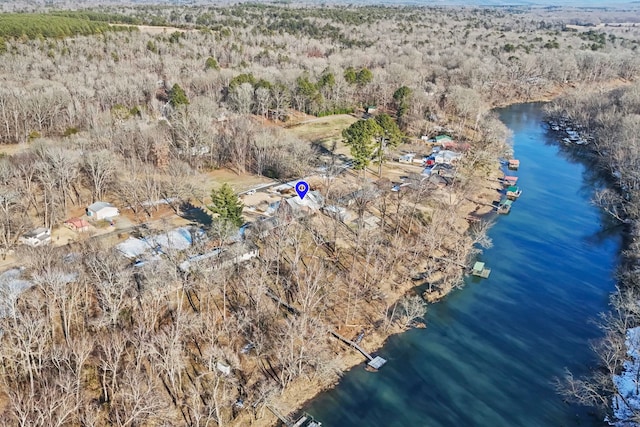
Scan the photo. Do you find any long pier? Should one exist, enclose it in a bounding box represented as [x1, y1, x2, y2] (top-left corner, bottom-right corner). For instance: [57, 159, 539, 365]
[329, 330, 386, 370]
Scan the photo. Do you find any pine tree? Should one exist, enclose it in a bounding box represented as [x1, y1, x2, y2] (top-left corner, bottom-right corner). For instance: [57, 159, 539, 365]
[342, 119, 381, 173]
[205, 56, 220, 70]
[208, 183, 244, 227]
[374, 113, 405, 176]
[393, 86, 412, 123]
[169, 83, 189, 107]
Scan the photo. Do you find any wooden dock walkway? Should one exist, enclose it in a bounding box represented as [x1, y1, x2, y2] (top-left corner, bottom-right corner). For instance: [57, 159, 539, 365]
[329, 330, 387, 370]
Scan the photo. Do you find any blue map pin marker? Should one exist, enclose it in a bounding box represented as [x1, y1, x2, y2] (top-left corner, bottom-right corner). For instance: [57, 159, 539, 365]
[295, 181, 309, 200]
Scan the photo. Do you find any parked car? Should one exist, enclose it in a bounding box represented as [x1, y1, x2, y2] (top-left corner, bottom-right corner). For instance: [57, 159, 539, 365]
[246, 189, 256, 195]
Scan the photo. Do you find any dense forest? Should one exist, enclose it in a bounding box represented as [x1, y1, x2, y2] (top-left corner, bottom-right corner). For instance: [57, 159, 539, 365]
[0, 13, 137, 40]
[0, 4, 639, 426]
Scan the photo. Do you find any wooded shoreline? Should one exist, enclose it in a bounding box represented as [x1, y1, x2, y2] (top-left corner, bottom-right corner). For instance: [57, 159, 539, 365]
[0, 4, 638, 425]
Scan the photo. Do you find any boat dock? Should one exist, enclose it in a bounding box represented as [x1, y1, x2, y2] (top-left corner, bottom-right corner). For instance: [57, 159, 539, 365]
[497, 198, 513, 214]
[267, 405, 322, 427]
[330, 330, 387, 370]
[471, 261, 491, 278]
[506, 185, 522, 200]
[502, 175, 518, 187]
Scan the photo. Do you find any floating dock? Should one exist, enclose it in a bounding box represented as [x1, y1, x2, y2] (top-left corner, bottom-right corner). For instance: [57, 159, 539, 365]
[471, 261, 491, 278]
[497, 198, 513, 214]
[330, 330, 387, 371]
[502, 175, 519, 187]
[506, 185, 522, 200]
[508, 159, 520, 170]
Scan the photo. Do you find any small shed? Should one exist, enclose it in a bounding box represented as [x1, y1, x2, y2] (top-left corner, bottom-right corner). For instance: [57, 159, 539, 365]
[365, 105, 377, 114]
[87, 202, 119, 220]
[64, 217, 90, 232]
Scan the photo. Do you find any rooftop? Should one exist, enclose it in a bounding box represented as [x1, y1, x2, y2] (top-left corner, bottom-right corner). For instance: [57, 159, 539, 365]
[88, 201, 116, 211]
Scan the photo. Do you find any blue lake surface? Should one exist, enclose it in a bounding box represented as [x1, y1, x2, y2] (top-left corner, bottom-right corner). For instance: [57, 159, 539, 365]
[304, 103, 621, 426]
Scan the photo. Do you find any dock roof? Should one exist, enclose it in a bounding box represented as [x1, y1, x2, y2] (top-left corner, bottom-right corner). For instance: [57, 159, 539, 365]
[367, 356, 387, 370]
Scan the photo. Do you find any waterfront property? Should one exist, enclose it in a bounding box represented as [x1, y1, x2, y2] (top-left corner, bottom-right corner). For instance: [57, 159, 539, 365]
[506, 186, 522, 200]
[330, 330, 387, 371]
[304, 102, 622, 427]
[497, 198, 513, 214]
[292, 413, 322, 427]
[471, 261, 491, 278]
[502, 175, 519, 186]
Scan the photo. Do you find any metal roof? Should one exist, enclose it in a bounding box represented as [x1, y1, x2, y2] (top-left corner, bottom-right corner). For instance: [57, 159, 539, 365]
[473, 261, 485, 270]
[87, 201, 115, 212]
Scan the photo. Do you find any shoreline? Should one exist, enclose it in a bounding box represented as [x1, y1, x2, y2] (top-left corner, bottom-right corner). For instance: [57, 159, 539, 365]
[240, 167, 505, 426]
[244, 80, 635, 426]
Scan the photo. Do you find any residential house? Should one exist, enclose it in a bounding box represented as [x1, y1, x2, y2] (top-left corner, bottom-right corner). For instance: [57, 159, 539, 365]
[19, 228, 51, 247]
[398, 153, 416, 164]
[435, 134, 453, 144]
[64, 217, 90, 232]
[116, 227, 203, 260]
[433, 150, 463, 165]
[284, 190, 324, 214]
[265, 191, 324, 217]
[87, 201, 119, 220]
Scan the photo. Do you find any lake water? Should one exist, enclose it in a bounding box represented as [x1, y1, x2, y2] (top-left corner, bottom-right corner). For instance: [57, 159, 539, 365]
[304, 103, 621, 426]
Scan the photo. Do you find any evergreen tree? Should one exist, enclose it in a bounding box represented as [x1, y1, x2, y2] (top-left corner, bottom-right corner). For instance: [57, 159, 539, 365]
[169, 83, 189, 107]
[208, 183, 244, 227]
[344, 67, 357, 84]
[205, 57, 220, 70]
[393, 86, 412, 123]
[374, 113, 404, 175]
[356, 68, 374, 86]
[342, 119, 382, 173]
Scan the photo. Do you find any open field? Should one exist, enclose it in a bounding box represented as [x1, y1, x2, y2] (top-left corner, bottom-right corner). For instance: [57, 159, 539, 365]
[285, 114, 359, 156]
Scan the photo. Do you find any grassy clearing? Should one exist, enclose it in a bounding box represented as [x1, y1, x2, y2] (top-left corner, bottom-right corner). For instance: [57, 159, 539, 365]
[285, 114, 358, 157]
[285, 114, 358, 143]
